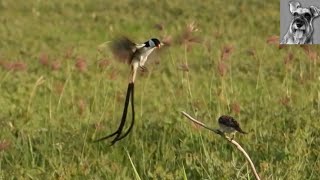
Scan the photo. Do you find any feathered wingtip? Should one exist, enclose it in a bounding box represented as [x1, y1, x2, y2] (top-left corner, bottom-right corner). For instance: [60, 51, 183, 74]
[110, 36, 137, 64]
[98, 36, 137, 64]
[235, 127, 248, 134]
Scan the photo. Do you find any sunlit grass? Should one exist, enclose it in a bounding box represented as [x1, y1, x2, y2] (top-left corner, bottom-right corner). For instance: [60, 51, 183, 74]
[0, 0, 320, 179]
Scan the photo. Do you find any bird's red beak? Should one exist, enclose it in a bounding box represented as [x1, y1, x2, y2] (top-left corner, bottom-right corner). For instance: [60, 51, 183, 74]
[157, 44, 161, 48]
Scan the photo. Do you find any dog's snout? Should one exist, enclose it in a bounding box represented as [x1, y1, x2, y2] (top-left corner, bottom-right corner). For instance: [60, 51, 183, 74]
[295, 19, 304, 28]
[296, 23, 303, 28]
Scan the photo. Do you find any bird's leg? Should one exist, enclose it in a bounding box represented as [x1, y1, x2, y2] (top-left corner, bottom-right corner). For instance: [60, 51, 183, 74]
[231, 132, 236, 140]
[139, 66, 148, 72]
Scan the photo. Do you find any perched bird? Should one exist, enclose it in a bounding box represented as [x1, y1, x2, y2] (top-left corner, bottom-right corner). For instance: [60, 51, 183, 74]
[95, 37, 162, 145]
[218, 115, 247, 136]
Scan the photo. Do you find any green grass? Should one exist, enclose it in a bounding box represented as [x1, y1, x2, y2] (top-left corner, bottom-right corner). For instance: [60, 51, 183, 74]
[0, 0, 320, 179]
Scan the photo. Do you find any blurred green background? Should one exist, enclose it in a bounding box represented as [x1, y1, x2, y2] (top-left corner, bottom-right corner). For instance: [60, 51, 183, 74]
[0, 0, 319, 179]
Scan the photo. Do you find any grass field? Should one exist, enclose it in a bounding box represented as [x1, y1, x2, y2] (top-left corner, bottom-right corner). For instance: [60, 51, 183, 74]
[1, 0, 320, 179]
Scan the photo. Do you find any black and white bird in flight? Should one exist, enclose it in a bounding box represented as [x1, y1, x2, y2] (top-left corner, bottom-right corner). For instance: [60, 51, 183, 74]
[218, 115, 247, 135]
[95, 37, 162, 145]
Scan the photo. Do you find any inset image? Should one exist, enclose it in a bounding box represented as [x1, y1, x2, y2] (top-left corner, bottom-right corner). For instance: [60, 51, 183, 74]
[280, 0, 320, 44]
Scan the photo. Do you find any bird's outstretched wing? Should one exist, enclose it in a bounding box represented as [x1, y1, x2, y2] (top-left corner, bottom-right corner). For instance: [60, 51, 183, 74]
[110, 36, 137, 64]
[110, 36, 168, 67]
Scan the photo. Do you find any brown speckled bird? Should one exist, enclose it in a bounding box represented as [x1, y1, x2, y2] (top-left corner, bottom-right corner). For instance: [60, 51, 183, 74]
[218, 115, 247, 135]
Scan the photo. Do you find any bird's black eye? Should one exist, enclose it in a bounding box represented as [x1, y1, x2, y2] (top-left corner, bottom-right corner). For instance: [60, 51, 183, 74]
[305, 13, 311, 20]
[293, 12, 298, 16]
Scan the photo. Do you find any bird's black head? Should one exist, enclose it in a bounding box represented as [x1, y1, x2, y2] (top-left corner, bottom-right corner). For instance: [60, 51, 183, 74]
[145, 38, 161, 48]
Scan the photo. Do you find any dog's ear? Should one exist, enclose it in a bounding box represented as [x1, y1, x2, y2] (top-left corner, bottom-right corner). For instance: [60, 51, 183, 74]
[310, 6, 320, 18]
[289, 1, 301, 14]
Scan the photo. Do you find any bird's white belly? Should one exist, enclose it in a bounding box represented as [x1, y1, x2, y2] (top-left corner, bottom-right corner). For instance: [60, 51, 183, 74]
[219, 124, 235, 133]
[139, 48, 155, 66]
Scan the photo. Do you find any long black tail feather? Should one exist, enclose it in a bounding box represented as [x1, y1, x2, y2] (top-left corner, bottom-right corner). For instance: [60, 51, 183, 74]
[115, 83, 135, 141]
[94, 83, 134, 143]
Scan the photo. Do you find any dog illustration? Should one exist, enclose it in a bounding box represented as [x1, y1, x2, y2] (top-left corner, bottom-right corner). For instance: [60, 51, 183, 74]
[281, 1, 320, 44]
